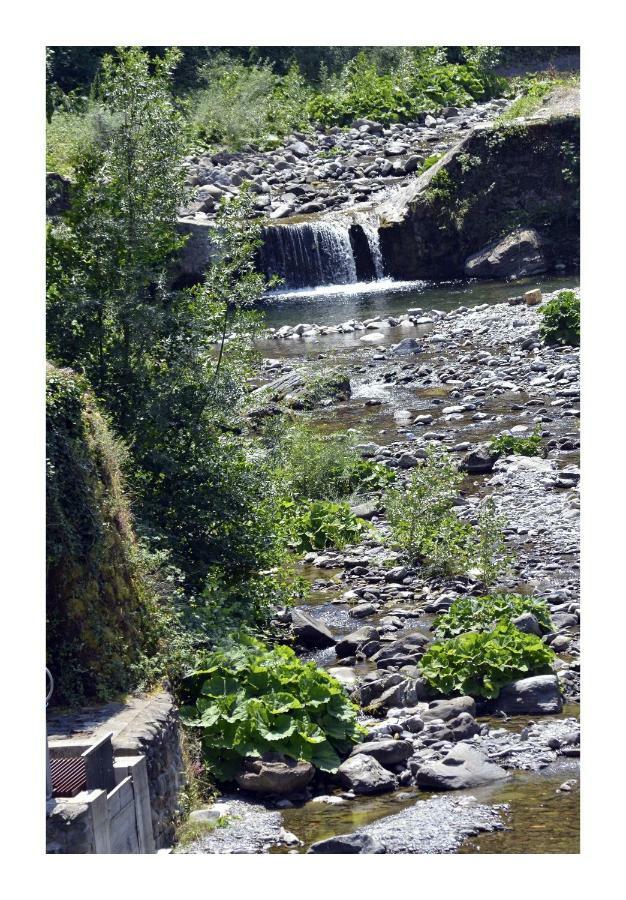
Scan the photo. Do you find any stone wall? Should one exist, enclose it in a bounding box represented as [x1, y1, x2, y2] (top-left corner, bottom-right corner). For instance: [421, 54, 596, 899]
[47, 691, 185, 851]
[378, 114, 580, 280]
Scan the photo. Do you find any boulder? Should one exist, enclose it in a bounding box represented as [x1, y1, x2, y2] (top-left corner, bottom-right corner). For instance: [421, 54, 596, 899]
[350, 738, 414, 768]
[338, 753, 397, 795]
[461, 445, 499, 474]
[492, 674, 563, 715]
[422, 696, 476, 722]
[447, 712, 480, 741]
[335, 626, 380, 659]
[350, 499, 379, 520]
[308, 833, 386, 854]
[390, 338, 423, 356]
[291, 608, 336, 649]
[512, 612, 543, 637]
[236, 753, 315, 795]
[464, 228, 548, 279]
[416, 744, 508, 791]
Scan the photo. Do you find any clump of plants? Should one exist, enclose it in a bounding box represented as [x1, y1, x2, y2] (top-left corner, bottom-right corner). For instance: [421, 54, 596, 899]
[296, 369, 351, 409]
[419, 620, 556, 699]
[277, 424, 394, 501]
[280, 499, 370, 552]
[385, 447, 512, 583]
[489, 429, 544, 458]
[179, 639, 363, 780]
[434, 593, 553, 639]
[539, 290, 580, 346]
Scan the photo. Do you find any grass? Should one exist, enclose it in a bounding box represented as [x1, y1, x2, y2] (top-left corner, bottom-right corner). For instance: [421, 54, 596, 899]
[499, 71, 579, 121]
[46, 109, 95, 178]
[175, 814, 230, 848]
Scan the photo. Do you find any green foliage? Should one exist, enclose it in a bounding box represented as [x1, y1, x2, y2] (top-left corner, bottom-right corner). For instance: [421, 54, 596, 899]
[385, 449, 513, 582]
[46, 108, 98, 178]
[307, 49, 505, 127]
[296, 368, 351, 409]
[179, 640, 363, 780]
[490, 429, 544, 458]
[434, 593, 553, 639]
[281, 500, 370, 553]
[499, 71, 579, 121]
[385, 446, 472, 575]
[276, 424, 394, 502]
[419, 621, 556, 699]
[419, 153, 443, 174]
[46, 366, 186, 706]
[474, 496, 514, 588]
[190, 58, 311, 150]
[539, 290, 580, 346]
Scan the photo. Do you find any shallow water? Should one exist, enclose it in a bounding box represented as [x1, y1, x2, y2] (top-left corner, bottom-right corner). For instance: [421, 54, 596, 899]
[260, 275, 577, 332]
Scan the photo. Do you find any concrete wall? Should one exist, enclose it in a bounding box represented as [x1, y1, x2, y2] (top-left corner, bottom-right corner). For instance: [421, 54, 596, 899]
[47, 691, 185, 852]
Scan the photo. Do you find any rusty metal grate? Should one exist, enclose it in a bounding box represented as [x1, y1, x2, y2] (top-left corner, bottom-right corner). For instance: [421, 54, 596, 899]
[50, 756, 87, 797]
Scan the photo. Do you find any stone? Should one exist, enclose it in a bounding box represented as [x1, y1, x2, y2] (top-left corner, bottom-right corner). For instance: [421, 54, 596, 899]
[461, 446, 499, 474]
[308, 832, 386, 853]
[493, 675, 563, 715]
[350, 499, 378, 520]
[289, 141, 310, 157]
[337, 754, 397, 795]
[336, 626, 380, 658]
[291, 608, 336, 649]
[350, 738, 414, 768]
[512, 612, 543, 636]
[351, 603, 377, 619]
[236, 753, 315, 795]
[447, 712, 480, 741]
[398, 452, 420, 468]
[421, 696, 476, 722]
[416, 744, 508, 791]
[464, 228, 547, 280]
[525, 288, 543, 305]
[391, 338, 422, 356]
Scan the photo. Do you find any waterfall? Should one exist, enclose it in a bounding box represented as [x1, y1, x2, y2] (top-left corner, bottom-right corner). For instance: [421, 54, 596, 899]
[359, 221, 384, 280]
[261, 220, 358, 290]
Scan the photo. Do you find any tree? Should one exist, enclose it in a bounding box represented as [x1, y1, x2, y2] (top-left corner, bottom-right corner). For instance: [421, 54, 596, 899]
[47, 46, 188, 430]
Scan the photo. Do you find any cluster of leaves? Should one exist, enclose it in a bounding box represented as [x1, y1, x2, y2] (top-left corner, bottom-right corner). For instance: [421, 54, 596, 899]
[275, 423, 394, 502]
[179, 639, 363, 780]
[307, 49, 505, 127]
[434, 593, 553, 639]
[280, 499, 370, 553]
[190, 58, 312, 151]
[490, 429, 544, 458]
[385, 447, 512, 584]
[539, 290, 580, 347]
[419, 620, 556, 699]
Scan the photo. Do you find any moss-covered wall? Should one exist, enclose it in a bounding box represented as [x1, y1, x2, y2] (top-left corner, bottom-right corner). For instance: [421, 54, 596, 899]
[379, 115, 579, 280]
[46, 365, 152, 706]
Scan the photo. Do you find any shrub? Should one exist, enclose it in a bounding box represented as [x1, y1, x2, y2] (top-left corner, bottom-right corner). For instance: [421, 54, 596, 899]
[474, 496, 514, 588]
[296, 369, 351, 409]
[278, 424, 394, 501]
[434, 593, 553, 639]
[540, 290, 580, 346]
[179, 639, 363, 780]
[490, 429, 544, 458]
[385, 446, 473, 575]
[281, 499, 370, 552]
[419, 620, 556, 699]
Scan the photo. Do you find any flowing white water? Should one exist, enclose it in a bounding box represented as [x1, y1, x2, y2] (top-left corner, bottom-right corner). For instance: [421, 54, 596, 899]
[261, 220, 358, 289]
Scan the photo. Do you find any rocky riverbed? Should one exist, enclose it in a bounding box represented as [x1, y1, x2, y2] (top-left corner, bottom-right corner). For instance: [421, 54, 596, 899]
[181, 283, 580, 855]
[179, 99, 510, 225]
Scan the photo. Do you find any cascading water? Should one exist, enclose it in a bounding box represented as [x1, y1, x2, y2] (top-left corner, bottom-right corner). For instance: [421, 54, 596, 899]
[261, 220, 358, 290]
[358, 219, 384, 280]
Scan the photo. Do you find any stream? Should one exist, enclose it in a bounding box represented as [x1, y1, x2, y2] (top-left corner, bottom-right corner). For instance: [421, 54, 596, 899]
[184, 274, 580, 855]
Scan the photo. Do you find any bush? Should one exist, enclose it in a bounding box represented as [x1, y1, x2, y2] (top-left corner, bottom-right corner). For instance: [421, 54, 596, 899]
[190, 59, 311, 150]
[179, 639, 363, 780]
[490, 429, 544, 458]
[277, 424, 394, 502]
[540, 290, 580, 346]
[281, 499, 370, 552]
[385, 446, 473, 575]
[434, 593, 553, 639]
[473, 496, 514, 588]
[419, 620, 556, 699]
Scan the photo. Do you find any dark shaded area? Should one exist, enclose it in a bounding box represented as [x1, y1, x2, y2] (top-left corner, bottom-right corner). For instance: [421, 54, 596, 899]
[349, 224, 377, 281]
